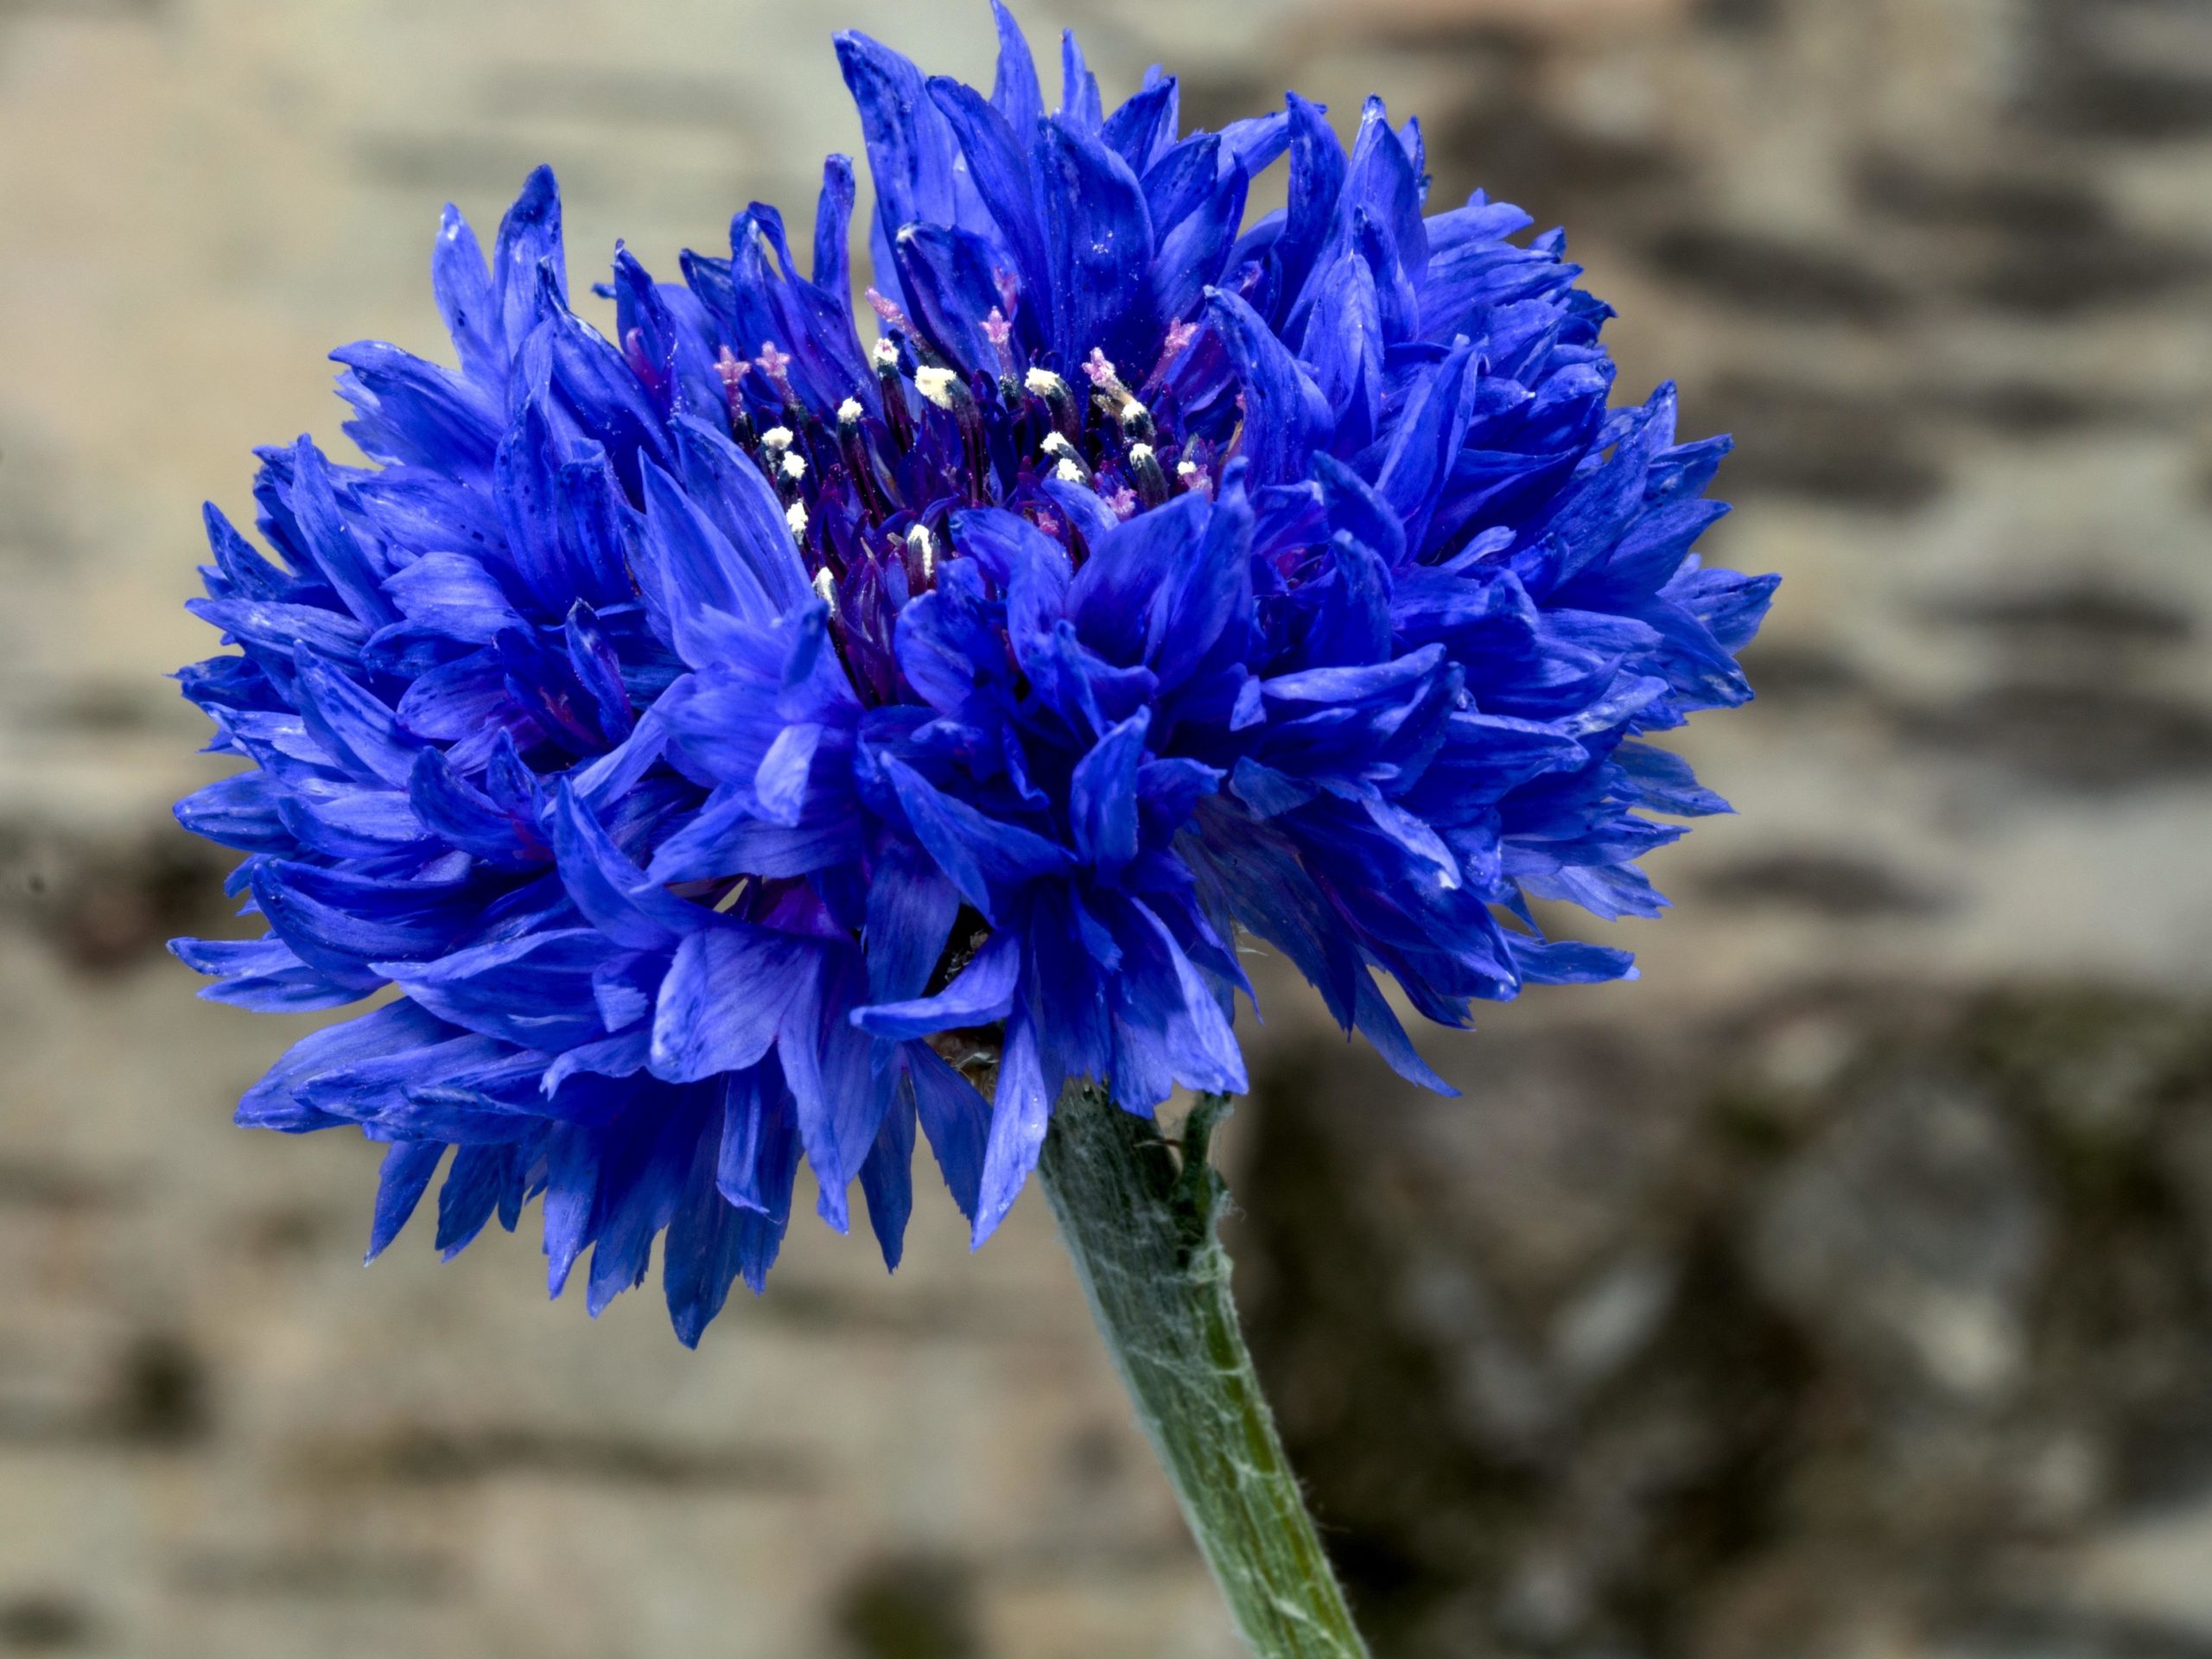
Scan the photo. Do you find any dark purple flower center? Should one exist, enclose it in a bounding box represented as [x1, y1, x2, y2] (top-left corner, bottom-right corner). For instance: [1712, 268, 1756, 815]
[714, 304, 1217, 707]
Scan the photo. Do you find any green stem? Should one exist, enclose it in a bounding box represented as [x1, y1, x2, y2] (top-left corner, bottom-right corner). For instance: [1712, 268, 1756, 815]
[1037, 1083, 1372, 1659]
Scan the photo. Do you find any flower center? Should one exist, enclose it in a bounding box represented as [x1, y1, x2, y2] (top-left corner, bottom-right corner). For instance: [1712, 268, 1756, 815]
[711, 310, 1219, 705]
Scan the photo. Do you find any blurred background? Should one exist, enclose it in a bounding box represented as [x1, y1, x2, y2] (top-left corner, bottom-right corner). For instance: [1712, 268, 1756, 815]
[3, 0, 2211, 1654]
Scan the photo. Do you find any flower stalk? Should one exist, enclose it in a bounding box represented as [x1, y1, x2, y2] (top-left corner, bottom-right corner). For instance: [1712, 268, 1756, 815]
[1037, 1084, 1371, 1659]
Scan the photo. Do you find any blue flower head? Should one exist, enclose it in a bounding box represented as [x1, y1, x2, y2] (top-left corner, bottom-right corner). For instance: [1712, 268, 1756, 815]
[175, 3, 1774, 1342]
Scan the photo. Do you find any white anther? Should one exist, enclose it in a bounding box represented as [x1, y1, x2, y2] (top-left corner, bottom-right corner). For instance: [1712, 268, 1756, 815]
[760, 425, 794, 452]
[785, 500, 809, 537]
[1040, 431, 1076, 458]
[1176, 459, 1200, 478]
[836, 397, 864, 424]
[810, 565, 836, 611]
[913, 366, 959, 410]
[1128, 442, 1156, 464]
[779, 452, 807, 481]
[1053, 458, 1084, 484]
[1025, 366, 1070, 398]
[1119, 398, 1151, 425]
[906, 524, 936, 581]
[872, 338, 900, 370]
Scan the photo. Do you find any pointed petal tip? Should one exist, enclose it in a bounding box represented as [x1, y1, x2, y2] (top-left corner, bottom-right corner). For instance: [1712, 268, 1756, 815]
[968, 1197, 1014, 1250]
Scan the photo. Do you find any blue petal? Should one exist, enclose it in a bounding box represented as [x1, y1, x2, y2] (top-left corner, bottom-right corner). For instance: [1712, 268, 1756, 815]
[1274, 92, 1347, 314]
[367, 1141, 446, 1262]
[331, 341, 501, 475]
[907, 1044, 988, 1220]
[882, 759, 1073, 922]
[174, 770, 293, 854]
[292, 652, 419, 787]
[585, 1090, 711, 1317]
[858, 1084, 918, 1269]
[172, 935, 369, 1013]
[1374, 340, 1480, 552]
[850, 925, 1020, 1041]
[988, 0, 1045, 133]
[637, 457, 781, 664]
[863, 836, 963, 1006]
[380, 928, 619, 1052]
[926, 75, 1054, 337]
[813, 155, 858, 300]
[1150, 152, 1248, 327]
[667, 416, 813, 613]
[892, 221, 1007, 378]
[664, 1116, 760, 1344]
[1202, 289, 1332, 486]
[1301, 251, 1384, 453]
[836, 29, 968, 308]
[280, 440, 400, 629]
[408, 747, 548, 869]
[1102, 77, 1178, 175]
[493, 166, 566, 366]
[650, 925, 819, 1083]
[972, 1008, 1050, 1245]
[1070, 710, 1149, 875]
[715, 1065, 800, 1220]
[382, 550, 523, 645]
[550, 784, 702, 950]
[433, 203, 502, 387]
[1058, 29, 1103, 134]
[200, 501, 296, 603]
[252, 861, 475, 975]
[775, 952, 894, 1231]
[1040, 117, 1154, 365]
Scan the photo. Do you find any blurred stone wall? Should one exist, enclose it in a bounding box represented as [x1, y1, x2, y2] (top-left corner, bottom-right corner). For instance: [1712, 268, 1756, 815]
[1, 0, 2209, 1656]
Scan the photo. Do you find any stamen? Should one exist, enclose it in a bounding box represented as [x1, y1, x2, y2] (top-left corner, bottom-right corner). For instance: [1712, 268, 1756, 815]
[866, 289, 919, 346]
[788, 501, 810, 538]
[779, 452, 807, 483]
[913, 366, 961, 410]
[754, 340, 796, 402]
[836, 397, 893, 516]
[714, 346, 755, 445]
[1084, 346, 1142, 430]
[1146, 319, 1199, 389]
[906, 524, 935, 582]
[622, 326, 663, 393]
[1027, 368, 1081, 444]
[874, 340, 915, 451]
[1127, 442, 1168, 509]
[760, 426, 794, 453]
[982, 308, 1017, 380]
[714, 345, 747, 403]
[1119, 397, 1156, 443]
[810, 564, 836, 611]
[1041, 431, 1092, 486]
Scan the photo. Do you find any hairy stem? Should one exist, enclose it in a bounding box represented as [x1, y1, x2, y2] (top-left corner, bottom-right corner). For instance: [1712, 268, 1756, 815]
[1037, 1083, 1371, 1659]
